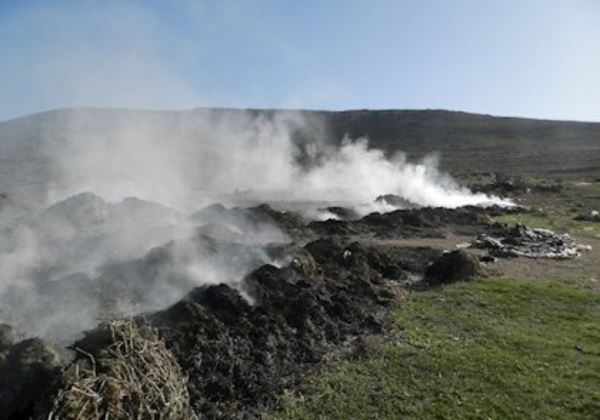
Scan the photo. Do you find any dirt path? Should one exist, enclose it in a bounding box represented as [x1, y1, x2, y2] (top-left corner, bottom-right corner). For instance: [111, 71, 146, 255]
[364, 231, 600, 284]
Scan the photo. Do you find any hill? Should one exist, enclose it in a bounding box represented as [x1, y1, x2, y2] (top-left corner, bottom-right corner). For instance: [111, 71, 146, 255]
[322, 109, 600, 178]
[1, 107, 599, 209]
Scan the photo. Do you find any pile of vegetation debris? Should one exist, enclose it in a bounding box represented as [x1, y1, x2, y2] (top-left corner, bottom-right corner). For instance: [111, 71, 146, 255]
[44, 320, 193, 419]
[424, 250, 488, 285]
[192, 201, 523, 243]
[0, 326, 61, 419]
[147, 237, 410, 418]
[0, 203, 530, 419]
[307, 205, 494, 239]
[1, 235, 431, 419]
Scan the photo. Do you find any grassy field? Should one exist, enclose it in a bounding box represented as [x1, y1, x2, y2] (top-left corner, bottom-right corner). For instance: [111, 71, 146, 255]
[273, 277, 600, 419]
[493, 181, 600, 238]
[493, 212, 600, 237]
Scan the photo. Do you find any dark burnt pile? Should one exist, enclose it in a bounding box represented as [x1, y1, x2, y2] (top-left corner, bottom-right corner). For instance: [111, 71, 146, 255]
[94, 229, 296, 314]
[192, 202, 514, 242]
[0, 327, 60, 419]
[425, 250, 488, 285]
[0, 228, 293, 344]
[309, 206, 491, 238]
[191, 203, 310, 241]
[145, 237, 410, 418]
[0, 202, 513, 419]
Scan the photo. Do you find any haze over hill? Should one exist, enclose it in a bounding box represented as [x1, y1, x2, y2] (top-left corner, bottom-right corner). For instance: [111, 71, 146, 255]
[0, 106, 519, 344]
[1, 107, 599, 212]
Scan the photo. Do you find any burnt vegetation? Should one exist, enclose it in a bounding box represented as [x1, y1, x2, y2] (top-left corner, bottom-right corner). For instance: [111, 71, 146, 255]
[2, 199, 571, 419]
[0, 108, 599, 419]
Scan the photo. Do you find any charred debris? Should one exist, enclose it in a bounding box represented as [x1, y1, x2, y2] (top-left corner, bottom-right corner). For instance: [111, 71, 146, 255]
[0, 199, 586, 419]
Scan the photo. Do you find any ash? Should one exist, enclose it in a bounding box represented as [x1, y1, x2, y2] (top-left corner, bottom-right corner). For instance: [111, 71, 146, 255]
[472, 224, 581, 259]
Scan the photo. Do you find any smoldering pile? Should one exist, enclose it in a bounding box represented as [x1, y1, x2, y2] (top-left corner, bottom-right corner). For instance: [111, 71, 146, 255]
[3, 199, 523, 419]
[0, 194, 311, 346]
[1, 230, 417, 419]
[0, 106, 571, 419]
[0, 127, 522, 418]
[308, 205, 490, 238]
[146, 236, 411, 418]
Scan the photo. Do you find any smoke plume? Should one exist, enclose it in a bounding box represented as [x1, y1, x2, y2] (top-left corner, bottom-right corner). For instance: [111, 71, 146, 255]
[0, 108, 509, 345]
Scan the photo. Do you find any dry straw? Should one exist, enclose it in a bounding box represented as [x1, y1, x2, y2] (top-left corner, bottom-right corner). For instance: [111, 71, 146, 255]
[45, 320, 194, 419]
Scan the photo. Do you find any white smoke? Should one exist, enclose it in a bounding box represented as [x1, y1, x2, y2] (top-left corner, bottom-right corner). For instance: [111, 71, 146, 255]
[297, 138, 512, 211]
[0, 108, 510, 345]
[39, 109, 311, 211]
[0, 1, 512, 347]
[36, 109, 509, 214]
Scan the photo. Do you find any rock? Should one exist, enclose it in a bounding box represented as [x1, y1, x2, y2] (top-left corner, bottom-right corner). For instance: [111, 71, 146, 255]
[425, 250, 486, 285]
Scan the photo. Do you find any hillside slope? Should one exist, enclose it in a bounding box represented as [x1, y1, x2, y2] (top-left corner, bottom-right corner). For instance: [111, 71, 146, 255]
[1, 108, 599, 209]
[323, 109, 600, 178]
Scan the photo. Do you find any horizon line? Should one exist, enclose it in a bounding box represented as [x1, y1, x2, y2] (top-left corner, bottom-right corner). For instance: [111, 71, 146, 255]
[2, 105, 600, 126]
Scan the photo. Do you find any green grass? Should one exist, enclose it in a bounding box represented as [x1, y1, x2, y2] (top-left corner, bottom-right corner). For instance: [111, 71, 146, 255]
[572, 181, 600, 194]
[490, 181, 600, 237]
[493, 213, 600, 236]
[273, 278, 600, 419]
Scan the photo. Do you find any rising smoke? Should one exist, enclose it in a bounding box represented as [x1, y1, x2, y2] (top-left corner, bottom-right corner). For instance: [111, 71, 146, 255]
[36, 108, 510, 212]
[0, 0, 511, 346]
[0, 110, 504, 341]
[0, 108, 509, 345]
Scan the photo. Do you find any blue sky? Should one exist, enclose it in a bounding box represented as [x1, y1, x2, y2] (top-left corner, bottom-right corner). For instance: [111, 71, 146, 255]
[0, 0, 599, 121]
